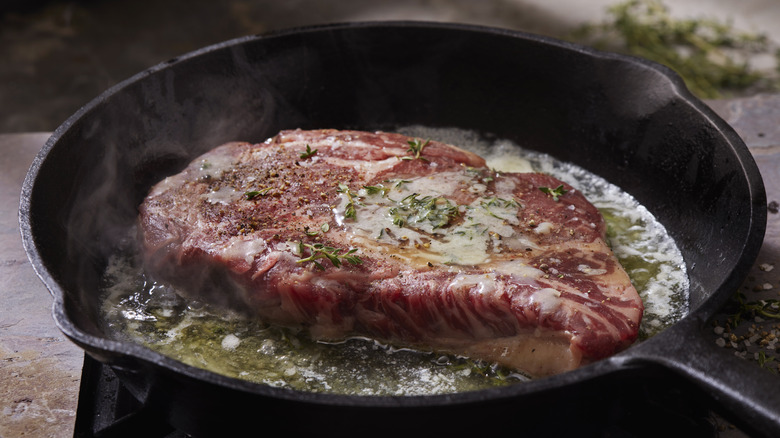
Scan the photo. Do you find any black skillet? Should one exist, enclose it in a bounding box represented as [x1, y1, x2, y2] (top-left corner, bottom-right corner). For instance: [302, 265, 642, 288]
[19, 22, 771, 437]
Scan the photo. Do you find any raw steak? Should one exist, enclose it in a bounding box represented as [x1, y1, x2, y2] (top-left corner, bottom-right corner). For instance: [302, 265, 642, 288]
[140, 129, 643, 377]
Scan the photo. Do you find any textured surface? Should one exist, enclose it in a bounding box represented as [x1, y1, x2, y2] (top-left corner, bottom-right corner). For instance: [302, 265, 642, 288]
[707, 95, 780, 378]
[0, 133, 81, 438]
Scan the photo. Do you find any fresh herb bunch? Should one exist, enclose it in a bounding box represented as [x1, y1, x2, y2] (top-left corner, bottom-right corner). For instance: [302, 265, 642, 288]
[727, 291, 780, 326]
[572, 0, 778, 98]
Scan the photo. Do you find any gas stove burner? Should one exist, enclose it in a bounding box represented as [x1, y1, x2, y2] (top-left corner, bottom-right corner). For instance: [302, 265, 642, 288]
[74, 353, 720, 438]
[74, 355, 187, 438]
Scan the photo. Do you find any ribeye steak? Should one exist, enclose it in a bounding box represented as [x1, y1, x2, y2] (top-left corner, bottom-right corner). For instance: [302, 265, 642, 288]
[140, 129, 643, 377]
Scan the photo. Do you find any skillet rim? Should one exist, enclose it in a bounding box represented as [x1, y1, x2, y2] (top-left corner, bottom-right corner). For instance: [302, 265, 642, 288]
[18, 20, 766, 408]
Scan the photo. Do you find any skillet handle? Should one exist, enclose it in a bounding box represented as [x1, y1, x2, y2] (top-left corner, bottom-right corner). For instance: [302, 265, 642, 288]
[633, 316, 780, 438]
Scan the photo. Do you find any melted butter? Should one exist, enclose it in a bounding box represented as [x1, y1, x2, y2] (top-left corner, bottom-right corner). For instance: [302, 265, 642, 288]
[198, 151, 239, 179]
[578, 264, 608, 276]
[204, 186, 241, 205]
[334, 170, 531, 266]
[448, 273, 499, 296]
[486, 261, 544, 280]
[534, 222, 554, 234]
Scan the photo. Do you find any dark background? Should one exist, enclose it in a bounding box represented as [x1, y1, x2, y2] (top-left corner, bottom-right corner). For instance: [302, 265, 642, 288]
[0, 0, 581, 133]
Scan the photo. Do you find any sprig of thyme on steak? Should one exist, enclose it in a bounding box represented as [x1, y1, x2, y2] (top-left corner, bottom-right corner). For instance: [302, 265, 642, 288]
[539, 185, 568, 202]
[401, 138, 430, 162]
[296, 242, 362, 270]
[245, 187, 273, 200]
[299, 144, 318, 160]
[336, 183, 357, 219]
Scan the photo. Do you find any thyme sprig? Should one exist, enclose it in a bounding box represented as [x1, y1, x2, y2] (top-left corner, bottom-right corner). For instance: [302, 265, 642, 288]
[394, 180, 412, 189]
[401, 138, 430, 162]
[728, 291, 780, 326]
[296, 242, 362, 270]
[481, 196, 519, 209]
[572, 0, 777, 98]
[757, 351, 777, 374]
[480, 196, 520, 220]
[336, 183, 357, 219]
[245, 187, 273, 200]
[300, 144, 318, 160]
[539, 185, 568, 202]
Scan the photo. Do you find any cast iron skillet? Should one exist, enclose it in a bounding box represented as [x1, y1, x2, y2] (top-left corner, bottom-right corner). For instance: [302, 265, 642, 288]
[20, 22, 771, 436]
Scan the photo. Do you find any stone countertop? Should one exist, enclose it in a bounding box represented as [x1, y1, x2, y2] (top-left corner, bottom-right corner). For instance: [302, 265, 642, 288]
[1, 94, 779, 437]
[0, 133, 82, 438]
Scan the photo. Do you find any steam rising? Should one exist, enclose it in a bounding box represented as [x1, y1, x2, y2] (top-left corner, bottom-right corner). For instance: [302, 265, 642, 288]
[62, 44, 308, 320]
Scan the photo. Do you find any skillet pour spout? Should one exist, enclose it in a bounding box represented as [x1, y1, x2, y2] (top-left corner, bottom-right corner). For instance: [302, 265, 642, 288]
[19, 22, 770, 436]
